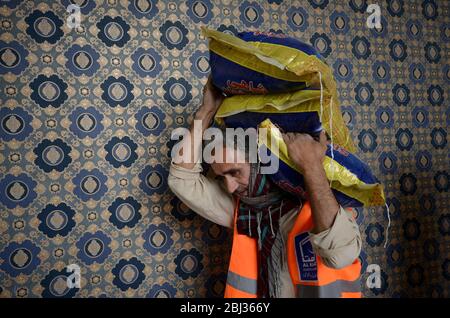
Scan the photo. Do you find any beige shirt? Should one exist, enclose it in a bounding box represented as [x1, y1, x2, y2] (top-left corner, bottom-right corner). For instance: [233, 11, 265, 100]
[168, 161, 362, 297]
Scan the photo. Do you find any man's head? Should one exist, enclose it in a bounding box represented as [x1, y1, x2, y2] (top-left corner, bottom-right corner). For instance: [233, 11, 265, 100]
[204, 127, 254, 197]
[210, 145, 250, 197]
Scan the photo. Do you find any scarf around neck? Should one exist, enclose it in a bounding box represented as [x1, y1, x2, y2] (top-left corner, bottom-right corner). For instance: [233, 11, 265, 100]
[236, 163, 301, 298]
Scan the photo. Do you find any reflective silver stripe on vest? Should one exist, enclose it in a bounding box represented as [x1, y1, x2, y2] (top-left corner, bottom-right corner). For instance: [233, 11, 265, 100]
[296, 279, 361, 298]
[227, 271, 257, 295]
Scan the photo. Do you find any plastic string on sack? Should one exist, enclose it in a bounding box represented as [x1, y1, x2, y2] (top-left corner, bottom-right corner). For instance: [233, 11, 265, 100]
[384, 202, 391, 248]
[329, 96, 335, 188]
[319, 70, 324, 123]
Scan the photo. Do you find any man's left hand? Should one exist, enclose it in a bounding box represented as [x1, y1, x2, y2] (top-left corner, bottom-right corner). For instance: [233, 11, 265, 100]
[281, 130, 327, 172]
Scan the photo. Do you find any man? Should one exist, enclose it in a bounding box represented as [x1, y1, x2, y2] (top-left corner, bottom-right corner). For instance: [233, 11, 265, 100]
[168, 78, 362, 298]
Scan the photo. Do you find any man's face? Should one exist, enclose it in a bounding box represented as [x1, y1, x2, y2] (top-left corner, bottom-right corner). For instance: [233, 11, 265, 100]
[210, 146, 250, 197]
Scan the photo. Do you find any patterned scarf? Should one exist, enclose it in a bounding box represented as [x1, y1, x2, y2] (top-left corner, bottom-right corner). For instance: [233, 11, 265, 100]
[236, 163, 302, 298]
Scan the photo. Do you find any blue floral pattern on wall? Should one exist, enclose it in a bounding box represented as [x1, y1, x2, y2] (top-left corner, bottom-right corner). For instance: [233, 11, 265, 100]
[0, 0, 448, 298]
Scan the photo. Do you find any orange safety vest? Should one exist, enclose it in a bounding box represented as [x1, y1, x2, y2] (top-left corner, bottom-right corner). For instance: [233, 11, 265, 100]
[224, 199, 362, 298]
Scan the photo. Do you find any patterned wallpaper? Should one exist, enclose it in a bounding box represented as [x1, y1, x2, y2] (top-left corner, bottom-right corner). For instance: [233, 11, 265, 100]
[0, 0, 448, 298]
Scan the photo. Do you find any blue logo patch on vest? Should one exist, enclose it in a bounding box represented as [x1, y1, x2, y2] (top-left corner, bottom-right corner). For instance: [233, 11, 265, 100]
[294, 232, 318, 282]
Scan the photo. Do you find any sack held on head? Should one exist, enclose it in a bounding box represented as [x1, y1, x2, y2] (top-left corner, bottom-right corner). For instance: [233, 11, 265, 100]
[258, 119, 386, 207]
[203, 27, 355, 152]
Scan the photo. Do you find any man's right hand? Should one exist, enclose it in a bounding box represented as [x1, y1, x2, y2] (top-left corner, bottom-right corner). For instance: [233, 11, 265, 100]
[172, 75, 224, 170]
[200, 76, 224, 115]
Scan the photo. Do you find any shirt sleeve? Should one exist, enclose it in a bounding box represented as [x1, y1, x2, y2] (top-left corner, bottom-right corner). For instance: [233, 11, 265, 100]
[308, 206, 362, 269]
[168, 162, 235, 228]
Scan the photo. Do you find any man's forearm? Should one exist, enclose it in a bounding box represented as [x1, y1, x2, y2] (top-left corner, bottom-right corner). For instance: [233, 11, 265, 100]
[174, 106, 215, 170]
[303, 163, 340, 234]
[195, 106, 216, 132]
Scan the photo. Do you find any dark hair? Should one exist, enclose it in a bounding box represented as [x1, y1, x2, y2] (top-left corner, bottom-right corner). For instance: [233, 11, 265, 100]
[203, 126, 257, 162]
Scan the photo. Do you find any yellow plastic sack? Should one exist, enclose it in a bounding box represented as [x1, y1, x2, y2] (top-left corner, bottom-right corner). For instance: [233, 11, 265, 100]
[258, 119, 386, 207]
